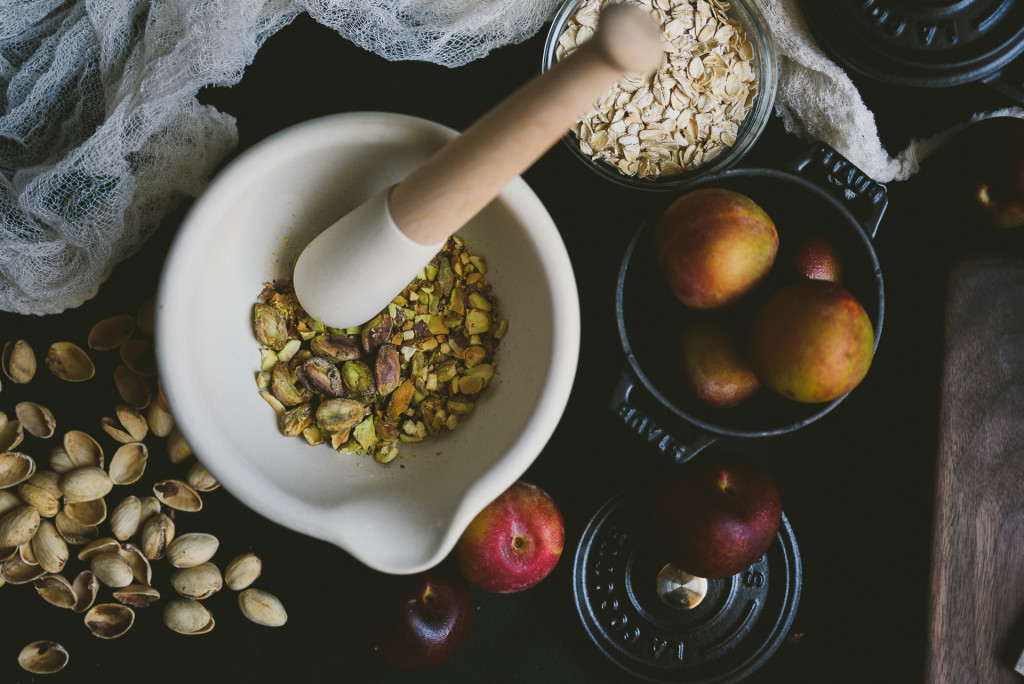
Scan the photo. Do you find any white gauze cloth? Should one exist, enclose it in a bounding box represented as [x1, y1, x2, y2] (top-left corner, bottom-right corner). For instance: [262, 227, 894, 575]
[1, 0, 1020, 315]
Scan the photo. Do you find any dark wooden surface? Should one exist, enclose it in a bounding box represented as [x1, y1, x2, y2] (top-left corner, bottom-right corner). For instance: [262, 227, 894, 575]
[926, 257, 1024, 684]
[1, 11, 1023, 684]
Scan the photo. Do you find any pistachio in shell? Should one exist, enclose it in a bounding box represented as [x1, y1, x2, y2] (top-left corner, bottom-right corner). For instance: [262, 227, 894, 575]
[186, 460, 219, 492]
[113, 582, 161, 608]
[224, 552, 262, 591]
[0, 505, 40, 548]
[19, 482, 60, 518]
[163, 598, 215, 635]
[108, 443, 148, 485]
[18, 641, 69, 674]
[254, 303, 288, 351]
[84, 603, 135, 639]
[0, 420, 25, 453]
[63, 430, 104, 469]
[14, 402, 56, 439]
[166, 427, 193, 464]
[2, 340, 37, 384]
[138, 495, 161, 526]
[0, 490, 21, 517]
[141, 513, 175, 560]
[153, 479, 202, 512]
[71, 570, 99, 613]
[109, 495, 142, 541]
[0, 451, 36, 489]
[309, 333, 360, 362]
[31, 520, 69, 573]
[34, 573, 77, 609]
[45, 342, 95, 382]
[114, 365, 152, 409]
[166, 532, 219, 568]
[119, 338, 157, 376]
[90, 551, 134, 588]
[60, 466, 112, 503]
[147, 400, 175, 437]
[87, 314, 135, 351]
[170, 561, 223, 600]
[238, 588, 288, 627]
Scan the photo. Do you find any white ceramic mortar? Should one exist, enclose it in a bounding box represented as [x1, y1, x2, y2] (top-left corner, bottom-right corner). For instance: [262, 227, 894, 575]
[156, 112, 580, 574]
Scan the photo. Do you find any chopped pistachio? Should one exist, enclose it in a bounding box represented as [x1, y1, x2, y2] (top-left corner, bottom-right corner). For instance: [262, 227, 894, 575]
[259, 349, 279, 371]
[277, 339, 302, 364]
[252, 235, 504, 463]
[341, 360, 375, 394]
[353, 417, 378, 450]
[468, 292, 492, 312]
[279, 404, 314, 437]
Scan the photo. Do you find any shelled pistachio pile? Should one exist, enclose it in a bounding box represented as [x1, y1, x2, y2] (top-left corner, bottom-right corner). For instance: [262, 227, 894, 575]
[1, 300, 286, 676]
[254, 235, 507, 464]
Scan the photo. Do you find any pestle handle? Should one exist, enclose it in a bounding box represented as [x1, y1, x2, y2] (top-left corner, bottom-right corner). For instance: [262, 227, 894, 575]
[389, 3, 663, 245]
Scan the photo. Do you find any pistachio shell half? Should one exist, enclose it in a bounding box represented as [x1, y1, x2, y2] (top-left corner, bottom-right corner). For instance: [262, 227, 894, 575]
[0, 419, 23, 452]
[34, 573, 77, 609]
[88, 314, 135, 351]
[18, 641, 69, 674]
[0, 451, 35, 489]
[63, 430, 104, 469]
[113, 582, 161, 608]
[62, 498, 108, 527]
[109, 443, 148, 486]
[1, 554, 47, 584]
[45, 342, 95, 382]
[54, 511, 98, 546]
[153, 479, 202, 512]
[84, 603, 135, 638]
[166, 427, 192, 464]
[71, 570, 99, 613]
[114, 365, 152, 409]
[15, 402, 56, 439]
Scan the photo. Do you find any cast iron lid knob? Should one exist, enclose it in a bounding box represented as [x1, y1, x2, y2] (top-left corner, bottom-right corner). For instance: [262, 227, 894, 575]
[800, 0, 1024, 98]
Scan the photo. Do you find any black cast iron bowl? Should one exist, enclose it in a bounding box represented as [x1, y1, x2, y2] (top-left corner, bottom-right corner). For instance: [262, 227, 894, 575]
[612, 144, 887, 463]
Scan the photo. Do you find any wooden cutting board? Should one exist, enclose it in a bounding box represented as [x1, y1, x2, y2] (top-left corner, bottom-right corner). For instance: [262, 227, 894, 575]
[926, 256, 1024, 682]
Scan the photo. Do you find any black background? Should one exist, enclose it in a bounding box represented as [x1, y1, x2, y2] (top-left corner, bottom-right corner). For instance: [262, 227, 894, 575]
[2, 10, 1023, 683]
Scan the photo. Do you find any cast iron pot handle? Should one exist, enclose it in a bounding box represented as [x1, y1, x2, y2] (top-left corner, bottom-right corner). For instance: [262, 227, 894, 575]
[610, 363, 717, 465]
[982, 64, 1024, 104]
[787, 143, 889, 240]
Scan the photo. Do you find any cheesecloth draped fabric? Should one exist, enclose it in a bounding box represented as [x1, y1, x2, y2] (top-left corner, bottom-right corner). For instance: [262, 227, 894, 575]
[1, 0, 1020, 315]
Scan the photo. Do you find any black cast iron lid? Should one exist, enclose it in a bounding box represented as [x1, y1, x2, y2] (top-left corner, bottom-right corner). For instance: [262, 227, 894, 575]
[800, 0, 1024, 97]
